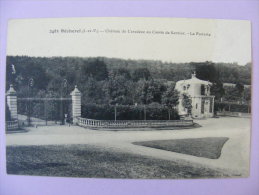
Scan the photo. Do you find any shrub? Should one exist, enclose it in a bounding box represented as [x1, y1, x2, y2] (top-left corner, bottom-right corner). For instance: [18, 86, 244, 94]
[81, 103, 179, 120]
[215, 102, 250, 113]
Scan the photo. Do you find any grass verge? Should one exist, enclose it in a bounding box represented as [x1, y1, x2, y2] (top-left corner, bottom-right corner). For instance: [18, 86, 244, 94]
[6, 144, 236, 179]
[133, 137, 229, 159]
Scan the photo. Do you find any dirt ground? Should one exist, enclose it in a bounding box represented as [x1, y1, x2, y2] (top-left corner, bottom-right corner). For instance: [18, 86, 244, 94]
[6, 117, 251, 177]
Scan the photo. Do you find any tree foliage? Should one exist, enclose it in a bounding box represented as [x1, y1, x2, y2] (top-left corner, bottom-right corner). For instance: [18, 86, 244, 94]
[6, 56, 251, 120]
[191, 61, 219, 83]
[223, 83, 245, 102]
[161, 85, 179, 109]
[182, 93, 192, 115]
[211, 81, 225, 100]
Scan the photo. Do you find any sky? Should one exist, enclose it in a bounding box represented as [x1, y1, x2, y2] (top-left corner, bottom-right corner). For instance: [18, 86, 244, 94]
[7, 17, 251, 65]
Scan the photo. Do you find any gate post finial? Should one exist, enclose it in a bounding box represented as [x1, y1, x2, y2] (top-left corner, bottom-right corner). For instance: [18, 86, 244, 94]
[70, 85, 81, 124]
[6, 84, 18, 121]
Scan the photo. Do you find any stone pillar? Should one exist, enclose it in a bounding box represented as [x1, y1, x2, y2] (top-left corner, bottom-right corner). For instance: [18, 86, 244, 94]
[6, 84, 18, 121]
[70, 85, 81, 124]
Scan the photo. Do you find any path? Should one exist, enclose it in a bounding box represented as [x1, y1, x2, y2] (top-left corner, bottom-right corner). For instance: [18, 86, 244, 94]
[6, 117, 251, 176]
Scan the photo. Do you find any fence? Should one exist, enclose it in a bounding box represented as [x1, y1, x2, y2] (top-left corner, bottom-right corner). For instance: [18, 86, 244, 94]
[77, 117, 194, 129]
[217, 111, 251, 118]
[215, 101, 251, 113]
[5, 85, 79, 130]
[6, 120, 18, 130]
[17, 98, 72, 126]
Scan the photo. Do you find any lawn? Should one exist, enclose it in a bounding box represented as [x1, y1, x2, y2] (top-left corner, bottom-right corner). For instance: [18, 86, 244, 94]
[6, 144, 236, 179]
[133, 137, 229, 159]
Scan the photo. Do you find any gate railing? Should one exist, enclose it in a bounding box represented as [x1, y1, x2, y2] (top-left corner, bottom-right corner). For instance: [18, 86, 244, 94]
[6, 120, 18, 130]
[217, 111, 251, 118]
[6, 84, 76, 130]
[17, 97, 72, 126]
[77, 117, 194, 129]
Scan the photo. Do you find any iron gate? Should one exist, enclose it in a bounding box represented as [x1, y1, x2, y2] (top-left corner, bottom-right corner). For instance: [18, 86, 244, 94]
[17, 97, 72, 126]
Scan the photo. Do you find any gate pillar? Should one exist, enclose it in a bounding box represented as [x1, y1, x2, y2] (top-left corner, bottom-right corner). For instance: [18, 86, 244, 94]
[70, 85, 81, 124]
[6, 84, 18, 121]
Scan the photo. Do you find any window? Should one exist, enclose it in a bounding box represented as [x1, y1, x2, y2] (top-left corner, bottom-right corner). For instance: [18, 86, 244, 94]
[201, 85, 205, 95]
[196, 103, 198, 109]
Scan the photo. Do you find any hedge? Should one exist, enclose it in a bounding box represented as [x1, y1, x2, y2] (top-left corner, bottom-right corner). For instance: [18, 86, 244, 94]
[81, 103, 180, 120]
[16, 101, 180, 121]
[215, 102, 250, 113]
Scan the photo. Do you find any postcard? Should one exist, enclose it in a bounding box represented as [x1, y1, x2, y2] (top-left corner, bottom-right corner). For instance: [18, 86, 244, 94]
[5, 17, 251, 179]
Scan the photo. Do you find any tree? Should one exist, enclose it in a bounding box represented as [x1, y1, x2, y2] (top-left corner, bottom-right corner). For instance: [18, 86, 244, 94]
[182, 93, 192, 116]
[80, 59, 108, 81]
[134, 79, 149, 105]
[115, 68, 131, 80]
[150, 79, 167, 103]
[236, 83, 244, 95]
[104, 71, 132, 105]
[134, 79, 166, 105]
[161, 85, 179, 120]
[132, 68, 151, 81]
[33, 90, 60, 121]
[224, 87, 239, 102]
[191, 61, 218, 83]
[80, 76, 105, 104]
[243, 87, 251, 102]
[224, 83, 244, 102]
[211, 81, 225, 101]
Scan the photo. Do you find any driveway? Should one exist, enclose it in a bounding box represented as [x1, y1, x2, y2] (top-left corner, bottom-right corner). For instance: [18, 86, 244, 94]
[6, 117, 251, 176]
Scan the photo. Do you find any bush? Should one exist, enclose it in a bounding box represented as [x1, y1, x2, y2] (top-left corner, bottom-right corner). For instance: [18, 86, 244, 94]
[81, 103, 180, 120]
[215, 102, 250, 113]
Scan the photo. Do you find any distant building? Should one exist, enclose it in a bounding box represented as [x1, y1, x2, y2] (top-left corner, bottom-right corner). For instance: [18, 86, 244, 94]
[175, 72, 215, 119]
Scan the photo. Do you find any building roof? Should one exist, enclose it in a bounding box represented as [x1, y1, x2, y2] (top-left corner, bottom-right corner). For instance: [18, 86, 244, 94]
[70, 85, 81, 96]
[6, 84, 17, 96]
[176, 72, 212, 86]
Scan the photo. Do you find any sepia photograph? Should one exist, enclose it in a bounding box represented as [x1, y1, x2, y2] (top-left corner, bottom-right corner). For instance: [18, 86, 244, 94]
[5, 17, 251, 179]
